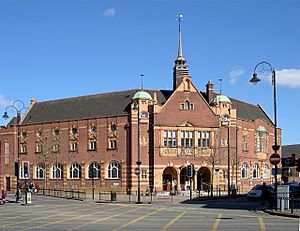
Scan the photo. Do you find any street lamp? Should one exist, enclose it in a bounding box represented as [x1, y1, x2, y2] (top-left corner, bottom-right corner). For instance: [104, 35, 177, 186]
[2, 100, 27, 198]
[250, 61, 280, 209]
[133, 101, 142, 204]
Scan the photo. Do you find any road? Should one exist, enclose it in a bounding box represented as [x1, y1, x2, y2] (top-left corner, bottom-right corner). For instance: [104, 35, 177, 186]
[0, 195, 298, 230]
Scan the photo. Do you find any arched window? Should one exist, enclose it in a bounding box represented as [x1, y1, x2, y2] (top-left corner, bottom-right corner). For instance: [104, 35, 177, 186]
[52, 163, 63, 179]
[252, 163, 259, 179]
[180, 100, 194, 110]
[35, 164, 45, 179]
[241, 163, 248, 179]
[70, 163, 81, 179]
[108, 161, 121, 179]
[262, 164, 270, 179]
[88, 162, 100, 179]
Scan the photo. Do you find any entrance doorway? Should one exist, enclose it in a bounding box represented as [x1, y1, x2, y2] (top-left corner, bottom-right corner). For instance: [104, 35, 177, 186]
[179, 167, 190, 191]
[162, 167, 177, 191]
[197, 167, 211, 191]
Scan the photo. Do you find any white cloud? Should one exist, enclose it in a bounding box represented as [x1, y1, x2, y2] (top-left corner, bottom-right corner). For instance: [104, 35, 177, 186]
[229, 68, 245, 84]
[0, 95, 11, 107]
[103, 8, 116, 17]
[276, 69, 300, 89]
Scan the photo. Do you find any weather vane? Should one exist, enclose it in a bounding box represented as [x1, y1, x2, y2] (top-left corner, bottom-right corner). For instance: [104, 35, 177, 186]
[177, 13, 184, 31]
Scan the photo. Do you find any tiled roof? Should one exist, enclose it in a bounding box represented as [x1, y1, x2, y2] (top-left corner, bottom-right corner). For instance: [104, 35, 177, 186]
[7, 117, 18, 126]
[22, 89, 172, 124]
[19, 88, 272, 125]
[282, 144, 300, 159]
[203, 92, 274, 125]
[229, 97, 273, 124]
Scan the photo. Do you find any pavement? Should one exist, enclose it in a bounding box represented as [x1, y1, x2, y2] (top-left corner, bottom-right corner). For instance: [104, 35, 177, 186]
[3, 191, 300, 218]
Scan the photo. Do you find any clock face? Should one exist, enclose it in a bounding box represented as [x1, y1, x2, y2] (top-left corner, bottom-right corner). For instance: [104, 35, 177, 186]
[140, 111, 148, 119]
[111, 124, 117, 131]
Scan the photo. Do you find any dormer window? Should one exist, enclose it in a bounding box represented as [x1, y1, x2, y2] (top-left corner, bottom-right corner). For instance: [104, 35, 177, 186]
[180, 100, 194, 110]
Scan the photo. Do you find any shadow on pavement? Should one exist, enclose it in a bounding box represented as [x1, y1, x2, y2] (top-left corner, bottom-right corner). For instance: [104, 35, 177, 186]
[180, 195, 266, 211]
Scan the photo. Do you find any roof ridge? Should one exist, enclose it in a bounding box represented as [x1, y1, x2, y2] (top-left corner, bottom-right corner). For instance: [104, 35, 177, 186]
[202, 91, 261, 108]
[227, 95, 260, 108]
[282, 144, 300, 147]
[36, 88, 141, 104]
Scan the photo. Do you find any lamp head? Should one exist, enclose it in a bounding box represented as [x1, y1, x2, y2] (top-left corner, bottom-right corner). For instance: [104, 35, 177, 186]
[250, 73, 261, 84]
[2, 112, 9, 119]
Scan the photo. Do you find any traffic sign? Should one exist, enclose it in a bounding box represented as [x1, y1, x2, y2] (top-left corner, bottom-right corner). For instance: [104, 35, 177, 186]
[134, 167, 141, 175]
[269, 153, 280, 165]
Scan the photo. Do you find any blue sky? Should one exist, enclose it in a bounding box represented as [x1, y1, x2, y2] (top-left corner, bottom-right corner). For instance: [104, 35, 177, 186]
[0, 0, 299, 145]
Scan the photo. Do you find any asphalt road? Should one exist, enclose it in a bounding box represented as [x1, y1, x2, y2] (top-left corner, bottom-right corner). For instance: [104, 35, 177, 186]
[0, 195, 298, 231]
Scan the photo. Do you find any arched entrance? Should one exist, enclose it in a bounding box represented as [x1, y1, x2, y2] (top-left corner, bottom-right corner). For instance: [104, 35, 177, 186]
[197, 167, 211, 191]
[180, 167, 193, 191]
[162, 167, 177, 191]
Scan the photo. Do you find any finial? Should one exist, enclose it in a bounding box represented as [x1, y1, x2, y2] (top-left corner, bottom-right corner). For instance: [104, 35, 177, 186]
[176, 13, 184, 58]
[219, 78, 223, 94]
[140, 74, 144, 90]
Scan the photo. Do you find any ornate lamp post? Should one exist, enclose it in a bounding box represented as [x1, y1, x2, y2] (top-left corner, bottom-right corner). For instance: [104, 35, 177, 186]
[2, 100, 27, 197]
[133, 102, 142, 204]
[250, 61, 280, 209]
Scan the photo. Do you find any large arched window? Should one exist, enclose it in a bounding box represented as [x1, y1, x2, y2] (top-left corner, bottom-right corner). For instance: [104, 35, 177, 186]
[256, 126, 267, 152]
[241, 162, 249, 179]
[35, 164, 45, 179]
[252, 163, 259, 179]
[88, 162, 100, 179]
[70, 163, 81, 179]
[52, 163, 63, 179]
[108, 161, 121, 179]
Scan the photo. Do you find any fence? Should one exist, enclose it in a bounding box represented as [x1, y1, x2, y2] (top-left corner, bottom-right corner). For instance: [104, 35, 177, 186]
[36, 188, 86, 200]
[97, 191, 179, 203]
[277, 197, 300, 214]
[198, 184, 241, 198]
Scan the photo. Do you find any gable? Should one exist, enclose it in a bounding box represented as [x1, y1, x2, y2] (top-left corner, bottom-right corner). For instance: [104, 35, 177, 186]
[155, 80, 219, 127]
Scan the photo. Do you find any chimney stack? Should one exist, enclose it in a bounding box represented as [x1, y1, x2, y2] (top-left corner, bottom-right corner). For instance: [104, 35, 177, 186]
[206, 80, 214, 104]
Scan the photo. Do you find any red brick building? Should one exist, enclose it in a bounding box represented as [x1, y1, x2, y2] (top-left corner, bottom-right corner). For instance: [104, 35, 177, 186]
[0, 22, 280, 194]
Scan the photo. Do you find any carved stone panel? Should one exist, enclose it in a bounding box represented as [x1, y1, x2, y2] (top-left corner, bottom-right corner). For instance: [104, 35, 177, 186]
[179, 147, 194, 157]
[160, 148, 177, 157]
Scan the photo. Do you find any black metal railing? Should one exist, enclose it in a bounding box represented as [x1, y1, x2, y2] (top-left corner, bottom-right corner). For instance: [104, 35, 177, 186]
[36, 188, 86, 200]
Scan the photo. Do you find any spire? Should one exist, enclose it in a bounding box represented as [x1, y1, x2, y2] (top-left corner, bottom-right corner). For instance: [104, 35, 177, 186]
[177, 14, 184, 59]
[173, 13, 190, 90]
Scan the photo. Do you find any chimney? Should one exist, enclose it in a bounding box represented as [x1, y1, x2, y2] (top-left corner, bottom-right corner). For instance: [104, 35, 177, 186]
[30, 98, 38, 105]
[206, 80, 214, 104]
